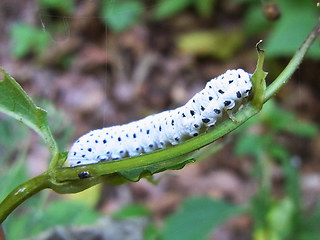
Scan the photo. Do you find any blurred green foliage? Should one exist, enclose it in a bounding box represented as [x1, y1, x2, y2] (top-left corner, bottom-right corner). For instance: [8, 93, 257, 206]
[153, 0, 215, 19]
[144, 223, 160, 240]
[0, 106, 94, 240]
[10, 0, 319, 60]
[0, 69, 58, 155]
[110, 100, 319, 240]
[235, 99, 319, 240]
[237, 0, 320, 59]
[113, 204, 151, 219]
[9, 1, 74, 59]
[100, 0, 320, 59]
[153, 0, 192, 20]
[0, 134, 28, 204]
[40, 100, 74, 152]
[37, 0, 74, 14]
[235, 100, 318, 157]
[10, 23, 51, 59]
[0, 116, 29, 166]
[4, 198, 100, 240]
[100, 0, 215, 32]
[101, 0, 145, 32]
[176, 29, 245, 60]
[162, 197, 243, 240]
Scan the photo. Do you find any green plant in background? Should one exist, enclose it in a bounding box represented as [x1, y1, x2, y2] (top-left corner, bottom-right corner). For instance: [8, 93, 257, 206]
[100, 0, 320, 59]
[0, 75, 93, 240]
[4, 194, 101, 240]
[153, 0, 216, 19]
[9, 1, 75, 60]
[0, 121, 29, 204]
[176, 30, 245, 60]
[40, 100, 74, 151]
[20, 0, 318, 60]
[236, 0, 320, 59]
[161, 197, 244, 240]
[0, 106, 100, 240]
[37, 0, 75, 36]
[100, 0, 215, 32]
[100, 0, 145, 32]
[37, 0, 74, 14]
[109, 197, 244, 240]
[121, 100, 317, 240]
[0, 116, 29, 166]
[10, 23, 51, 59]
[234, 100, 319, 240]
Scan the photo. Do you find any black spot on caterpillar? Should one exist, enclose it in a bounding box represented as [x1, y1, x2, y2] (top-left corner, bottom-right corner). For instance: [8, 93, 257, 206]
[78, 171, 92, 179]
[68, 69, 252, 167]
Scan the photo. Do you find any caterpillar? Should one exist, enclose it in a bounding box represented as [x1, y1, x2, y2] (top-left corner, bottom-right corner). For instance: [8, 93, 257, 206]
[68, 69, 252, 167]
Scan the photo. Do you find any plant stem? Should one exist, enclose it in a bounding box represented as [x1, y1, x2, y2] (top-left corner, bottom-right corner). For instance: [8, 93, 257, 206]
[0, 174, 50, 223]
[264, 20, 320, 102]
[52, 105, 259, 182]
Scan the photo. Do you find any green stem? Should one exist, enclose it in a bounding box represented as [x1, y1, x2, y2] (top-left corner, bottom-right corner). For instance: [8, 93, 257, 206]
[0, 173, 50, 223]
[264, 20, 320, 102]
[52, 104, 258, 182]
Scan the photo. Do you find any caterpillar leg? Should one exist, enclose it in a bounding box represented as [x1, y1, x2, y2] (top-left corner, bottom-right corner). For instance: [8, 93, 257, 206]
[180, 115, 203, 137]
[225, 110, 237, 123]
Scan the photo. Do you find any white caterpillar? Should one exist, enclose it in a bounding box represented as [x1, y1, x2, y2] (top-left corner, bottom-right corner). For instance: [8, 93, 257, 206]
[68, 69, 252, 167]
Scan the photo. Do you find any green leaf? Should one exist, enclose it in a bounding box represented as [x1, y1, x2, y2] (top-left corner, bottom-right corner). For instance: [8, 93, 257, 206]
[234, 133, 268, 158]
[267, 198, 295, 240]
[260, 100, 295, 131]
[37, 0, 74, 13]
[251, 189, 273, 237]
[41, 200, 100, 225]
[0, 116, 29, 159]
[193, 0, 216, 18]
[296, 200, 320, 239]
[153, 0, 192, 20]
[101, 0, 144, 32]
[118, 143, 221, 182]
[269, 145, 290, 162]
[144, 223, 160, 240]
[286, 122, 318, 138]
[0, 68, 58, 156]
[119, 152, 195, 182]
[241, 0, 320, 59]
[261, 100, 318, 138]
[113, 204, 151, 219]
[10, 23, 50, 59]
[232, 0, 256, 3]
[3, 213, 29, 240]
[4, 200, 100, 239]
[279, 155, 301, 208]
[162, 197, 243, 240]
[244, 4, 271, 36]
[265, 0, 320, 59]
[176, 30, 245, 60]
[251, 41, 267, 109]
[0, 153, 28, 203]
[40, 100, 74, 151]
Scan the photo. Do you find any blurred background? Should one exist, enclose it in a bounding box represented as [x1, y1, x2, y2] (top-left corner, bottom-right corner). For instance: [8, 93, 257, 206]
[0, 0, 320, 239]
